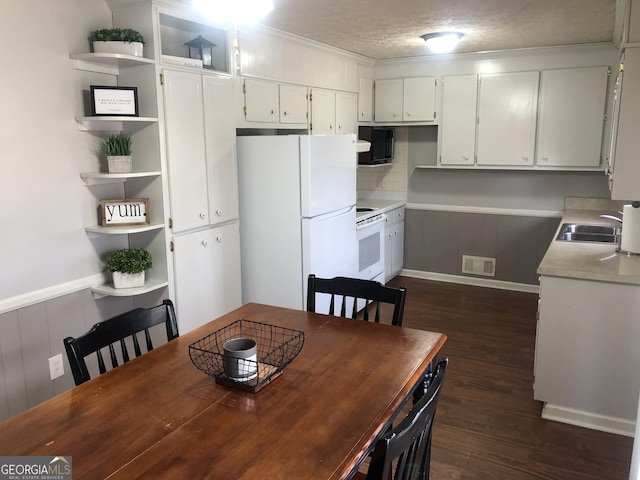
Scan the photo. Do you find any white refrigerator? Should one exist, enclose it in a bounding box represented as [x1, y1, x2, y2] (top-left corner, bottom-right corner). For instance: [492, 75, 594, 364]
[237, 134, 358, 310]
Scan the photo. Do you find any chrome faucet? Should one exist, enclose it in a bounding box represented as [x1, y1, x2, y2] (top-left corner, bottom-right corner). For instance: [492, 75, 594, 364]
[600, 213, 623, 223]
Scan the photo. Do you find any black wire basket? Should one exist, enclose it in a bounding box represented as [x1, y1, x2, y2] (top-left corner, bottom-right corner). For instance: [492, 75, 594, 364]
[189, 319, 305, 392]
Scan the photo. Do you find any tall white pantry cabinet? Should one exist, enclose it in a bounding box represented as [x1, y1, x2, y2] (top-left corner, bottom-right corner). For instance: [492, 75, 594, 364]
[109, 1, 242, 334]
[163, 70, 242, 334]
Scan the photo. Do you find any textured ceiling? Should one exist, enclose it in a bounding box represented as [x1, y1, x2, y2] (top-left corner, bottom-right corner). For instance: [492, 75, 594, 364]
[258, 0, 617, 59]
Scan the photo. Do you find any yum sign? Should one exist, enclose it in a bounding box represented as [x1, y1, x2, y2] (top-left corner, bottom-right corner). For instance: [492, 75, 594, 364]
[100, 199, 149, 226]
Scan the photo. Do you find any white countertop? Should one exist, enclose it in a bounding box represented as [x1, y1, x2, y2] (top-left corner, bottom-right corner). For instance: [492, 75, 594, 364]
[356, 197, 406, 213]
[537, 208, 640, 285]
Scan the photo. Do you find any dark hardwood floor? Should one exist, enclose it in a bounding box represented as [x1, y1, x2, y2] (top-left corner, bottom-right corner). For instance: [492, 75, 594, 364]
[386, 276, 634, 480]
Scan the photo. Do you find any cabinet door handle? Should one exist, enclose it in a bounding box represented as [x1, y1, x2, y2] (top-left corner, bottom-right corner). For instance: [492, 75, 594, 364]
[200, 212, 206, 219]
[270, 109, 275, 115]
[406, 112, 411, 117]
[542, 156, 549, 162]
[216, 236, 223, 243]
[522, 156, 529, 162]
[202, 240, 208, 247]
[283, 111, 288, 116]
[216, 209, 223, 216]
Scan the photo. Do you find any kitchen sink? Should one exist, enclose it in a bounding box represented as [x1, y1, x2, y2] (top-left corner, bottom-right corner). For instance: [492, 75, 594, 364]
[555, 223, 621, 243]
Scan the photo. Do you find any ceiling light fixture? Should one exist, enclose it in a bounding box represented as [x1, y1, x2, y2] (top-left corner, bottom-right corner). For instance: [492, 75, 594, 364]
[421, 32, 464, 54]
[192, 0, 274, 24]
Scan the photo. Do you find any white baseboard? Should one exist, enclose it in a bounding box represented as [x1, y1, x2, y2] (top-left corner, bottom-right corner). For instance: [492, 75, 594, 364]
[400, 269, 540, 294]
[542, 403, 635, 437]
[0, 273, 105, 315]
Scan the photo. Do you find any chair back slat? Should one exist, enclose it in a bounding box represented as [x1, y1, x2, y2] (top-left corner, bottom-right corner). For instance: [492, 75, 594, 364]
[365, 359, 448, 480]
[306, 275, 407, 326]
[120, 338, 131, 363]
[64, 299, 179, 386]
[96, 350, 107, 375]
[144, 329, 154, 352]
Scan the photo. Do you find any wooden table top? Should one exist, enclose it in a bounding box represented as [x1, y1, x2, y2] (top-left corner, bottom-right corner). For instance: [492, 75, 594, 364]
[0, 303, 446, 479]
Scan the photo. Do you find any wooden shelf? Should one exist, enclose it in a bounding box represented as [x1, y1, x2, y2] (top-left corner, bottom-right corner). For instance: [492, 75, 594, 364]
[75, 116, 158, 132]
[70, 52, 154, 75]
[85, 223, 164, 235]
[80, 171, 161, 185]
[91, 277, 169, 298]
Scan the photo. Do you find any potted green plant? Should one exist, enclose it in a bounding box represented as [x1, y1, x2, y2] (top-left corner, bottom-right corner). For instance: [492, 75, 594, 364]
[105, 248, 152, 289]
[102, 132, 133, 173]
[89, 28, 145, 57]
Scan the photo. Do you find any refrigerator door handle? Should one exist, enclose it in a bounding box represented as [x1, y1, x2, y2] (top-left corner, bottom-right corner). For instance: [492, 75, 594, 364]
[303, 205, 355, 221]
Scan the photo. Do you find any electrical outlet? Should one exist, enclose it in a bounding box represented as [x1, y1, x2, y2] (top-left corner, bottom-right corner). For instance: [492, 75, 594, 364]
[49, 354, 64, 380]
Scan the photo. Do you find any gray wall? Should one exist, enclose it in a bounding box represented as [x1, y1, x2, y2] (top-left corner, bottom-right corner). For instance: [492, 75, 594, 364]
[403, 170, 611, 285]
[405, 209, 560, 285]
[0, 289, 169, 422]
[408, 169, 612, 212]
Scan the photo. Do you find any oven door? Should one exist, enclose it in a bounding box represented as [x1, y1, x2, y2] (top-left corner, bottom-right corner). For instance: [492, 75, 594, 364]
[356, 214, 386, 281]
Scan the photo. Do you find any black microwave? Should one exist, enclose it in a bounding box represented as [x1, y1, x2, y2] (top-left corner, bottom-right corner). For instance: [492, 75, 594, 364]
[358, 126, 394, 165]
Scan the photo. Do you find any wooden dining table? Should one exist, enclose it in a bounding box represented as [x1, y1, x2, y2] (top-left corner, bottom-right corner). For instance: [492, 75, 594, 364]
[0, 303, 446, 479]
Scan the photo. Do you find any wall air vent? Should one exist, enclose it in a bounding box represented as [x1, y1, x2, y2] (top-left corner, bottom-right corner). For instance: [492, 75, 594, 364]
[462, 255, 496, 277]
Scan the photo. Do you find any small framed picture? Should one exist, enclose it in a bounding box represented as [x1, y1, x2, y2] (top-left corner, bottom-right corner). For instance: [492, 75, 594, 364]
[90, 85, 139, 117]
[100, 198, 149, 227]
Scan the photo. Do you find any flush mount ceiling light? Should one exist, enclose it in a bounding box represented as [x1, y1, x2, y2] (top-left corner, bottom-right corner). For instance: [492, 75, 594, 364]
[421, 32, 464, 54]
[193, 0, 274, 24]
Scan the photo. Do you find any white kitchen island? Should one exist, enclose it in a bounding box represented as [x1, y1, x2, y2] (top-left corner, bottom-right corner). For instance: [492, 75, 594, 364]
[535, 198, 640, 436]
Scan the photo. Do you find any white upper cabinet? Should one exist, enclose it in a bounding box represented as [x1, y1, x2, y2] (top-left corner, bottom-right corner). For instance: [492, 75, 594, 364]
[440, 75, 478, 166]
[243, 78, 279, 123]
[279, 84, 308, 124]
[164, 70, 240, 233]
[374, 78, 404, 122]
[310, 88, 336, 134]
[611, 47, 640, 200]
[204, 75, 239, 225]
[477, 71, 539, 166]
[375, 77, 436, 123]
[163, 69, 209, 233]
[402, 77, 436, 122]
[536, 67, 608, 168]
[358, 77, 373, 122]
[335, 91, 358, 134]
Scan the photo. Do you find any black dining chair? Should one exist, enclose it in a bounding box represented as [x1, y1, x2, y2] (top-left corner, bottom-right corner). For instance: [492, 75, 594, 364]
[306, 274, 407, 326]
[355, 358, 448, 480]
[63, 299, 179, 386]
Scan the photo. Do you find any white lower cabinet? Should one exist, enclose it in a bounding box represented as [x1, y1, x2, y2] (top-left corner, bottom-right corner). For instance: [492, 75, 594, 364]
[172, 223, 242, 334]
[384, 207, 405, 282]
[534, 275, 640, 434]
